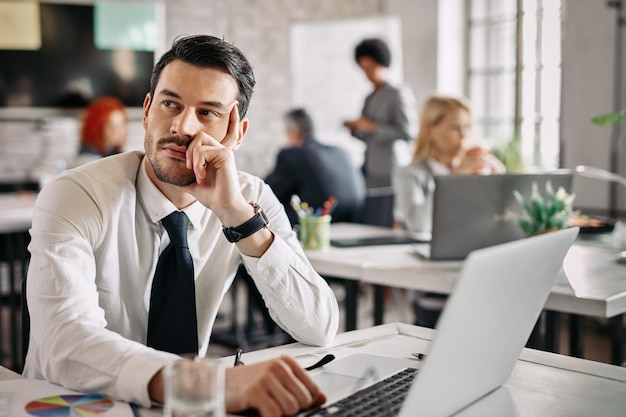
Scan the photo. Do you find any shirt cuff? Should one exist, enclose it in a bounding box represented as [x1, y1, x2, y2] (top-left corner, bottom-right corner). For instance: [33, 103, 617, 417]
[240, 234, 293, 285]
[117, 350, 180, 408]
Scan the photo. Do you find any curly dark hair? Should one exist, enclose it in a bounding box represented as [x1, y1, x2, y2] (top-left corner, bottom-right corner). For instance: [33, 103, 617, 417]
[149, 35, 256, 117]
[354, 38, 391, 67]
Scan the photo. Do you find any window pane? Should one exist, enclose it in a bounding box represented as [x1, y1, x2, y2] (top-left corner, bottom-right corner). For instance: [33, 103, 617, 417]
[470, 0, 517, 20]
[468, 0, 561, 169]
[488, 20, 517, 69]
[469, 20, 517, 70]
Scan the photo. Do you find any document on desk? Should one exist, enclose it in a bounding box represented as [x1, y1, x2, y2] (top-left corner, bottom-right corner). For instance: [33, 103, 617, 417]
[0, 379, 136, 417]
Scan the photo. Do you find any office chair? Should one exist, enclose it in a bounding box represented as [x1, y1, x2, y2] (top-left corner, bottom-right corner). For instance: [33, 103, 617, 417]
[359, 186, 395, 227]
[0, 229, 31, 372]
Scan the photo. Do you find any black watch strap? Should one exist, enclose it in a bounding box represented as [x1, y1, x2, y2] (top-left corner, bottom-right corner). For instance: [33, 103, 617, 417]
[222, 202, 269, 243]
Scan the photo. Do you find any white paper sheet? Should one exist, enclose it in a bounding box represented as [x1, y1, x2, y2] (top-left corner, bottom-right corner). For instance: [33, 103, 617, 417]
[0, 379, 135, 417]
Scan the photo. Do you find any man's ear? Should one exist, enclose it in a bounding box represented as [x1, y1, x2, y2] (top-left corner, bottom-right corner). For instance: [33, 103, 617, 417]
[142, 93, 151, 129]
[232, 118, 249, 151]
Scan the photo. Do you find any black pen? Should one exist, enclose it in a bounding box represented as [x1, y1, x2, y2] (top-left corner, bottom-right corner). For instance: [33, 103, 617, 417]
[234, 348, 245, 366]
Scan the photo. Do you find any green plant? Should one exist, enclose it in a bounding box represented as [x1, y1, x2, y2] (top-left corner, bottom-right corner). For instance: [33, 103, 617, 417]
[491, 134, 525, 173]
[508, 181, 576, 236]
[591, 109, 626, 126]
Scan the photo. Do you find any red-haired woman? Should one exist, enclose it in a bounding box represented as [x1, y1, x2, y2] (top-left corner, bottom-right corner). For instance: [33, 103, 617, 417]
[72, 96, 128, 167]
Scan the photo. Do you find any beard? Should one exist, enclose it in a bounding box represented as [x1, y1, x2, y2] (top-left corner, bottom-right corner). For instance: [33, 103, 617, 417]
[145, 132, 197, 186]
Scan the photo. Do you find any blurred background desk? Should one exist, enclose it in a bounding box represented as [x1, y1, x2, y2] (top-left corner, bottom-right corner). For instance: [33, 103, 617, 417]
[0, 192, 36, 372]
[305, 223, 626, 365]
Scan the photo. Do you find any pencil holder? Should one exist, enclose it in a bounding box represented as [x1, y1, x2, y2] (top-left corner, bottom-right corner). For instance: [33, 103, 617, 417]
[299, 215, 331, 251]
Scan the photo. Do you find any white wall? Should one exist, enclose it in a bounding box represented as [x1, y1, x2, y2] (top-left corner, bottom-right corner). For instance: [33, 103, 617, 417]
[561, 0, 626, 213]
[386, 0, 439, 106]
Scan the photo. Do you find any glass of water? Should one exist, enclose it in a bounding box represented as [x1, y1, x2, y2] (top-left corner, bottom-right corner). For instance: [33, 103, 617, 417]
[164, 357, 225, 417]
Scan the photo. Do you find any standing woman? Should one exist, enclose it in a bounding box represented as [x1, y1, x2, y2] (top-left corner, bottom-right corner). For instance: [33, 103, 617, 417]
[343, 38, 417, 188]
[393, 94, 505, 235]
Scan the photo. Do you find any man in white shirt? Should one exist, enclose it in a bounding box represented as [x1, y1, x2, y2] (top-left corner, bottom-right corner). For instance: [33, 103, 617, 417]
[24, 34, 339, 417]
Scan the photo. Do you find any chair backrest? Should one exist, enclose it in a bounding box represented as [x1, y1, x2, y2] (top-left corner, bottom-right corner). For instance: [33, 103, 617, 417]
[22, 274, 30, 368]
[359, 186, 395, 227]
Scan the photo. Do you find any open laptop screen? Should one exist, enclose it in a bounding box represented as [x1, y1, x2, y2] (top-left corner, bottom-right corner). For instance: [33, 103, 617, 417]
[429, 170, 573, 260]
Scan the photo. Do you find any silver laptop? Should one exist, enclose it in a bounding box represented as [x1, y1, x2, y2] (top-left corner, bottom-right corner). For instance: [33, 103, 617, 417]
[304, 226, 579, 417]
[416, 170, 573, 260]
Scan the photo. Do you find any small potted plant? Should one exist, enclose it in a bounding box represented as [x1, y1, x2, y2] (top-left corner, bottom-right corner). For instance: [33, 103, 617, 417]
[508, 181, 576, 237]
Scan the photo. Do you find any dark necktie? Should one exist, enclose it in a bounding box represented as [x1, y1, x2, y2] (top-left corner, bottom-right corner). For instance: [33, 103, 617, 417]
[147, 211, 198, 354]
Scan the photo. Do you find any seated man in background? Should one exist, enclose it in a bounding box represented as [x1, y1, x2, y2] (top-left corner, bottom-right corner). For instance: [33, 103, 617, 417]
[24, 34, 338, 417]
[266, 108, 366, 225]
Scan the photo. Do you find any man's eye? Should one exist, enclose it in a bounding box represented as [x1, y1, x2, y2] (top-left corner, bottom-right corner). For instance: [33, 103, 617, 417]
[199, 109, 219, 117]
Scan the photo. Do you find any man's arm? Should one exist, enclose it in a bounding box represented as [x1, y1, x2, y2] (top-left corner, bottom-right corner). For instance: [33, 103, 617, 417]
[148, 356, 326, 417]
[235, 181, 339, 347]
[24, 176, 180, 407]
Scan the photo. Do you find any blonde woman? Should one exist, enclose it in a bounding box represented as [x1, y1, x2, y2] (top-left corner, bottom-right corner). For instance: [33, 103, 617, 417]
[393, 94, 504, 235]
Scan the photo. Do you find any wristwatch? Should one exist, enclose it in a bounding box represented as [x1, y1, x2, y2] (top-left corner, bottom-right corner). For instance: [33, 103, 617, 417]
[222, 202, 269, 242]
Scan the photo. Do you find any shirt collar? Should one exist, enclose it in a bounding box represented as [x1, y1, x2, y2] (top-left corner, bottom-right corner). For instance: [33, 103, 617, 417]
[136, 156, 206, 230]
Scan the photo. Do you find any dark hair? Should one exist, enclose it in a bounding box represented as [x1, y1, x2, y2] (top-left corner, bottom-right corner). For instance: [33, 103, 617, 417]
[285, 108, 315, 141]
[150, 35, 256, 117]
[354, 38, 392, 67]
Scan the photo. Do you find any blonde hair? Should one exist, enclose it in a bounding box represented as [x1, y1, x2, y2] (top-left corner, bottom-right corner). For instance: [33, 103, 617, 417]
[412, 95, 472, 162]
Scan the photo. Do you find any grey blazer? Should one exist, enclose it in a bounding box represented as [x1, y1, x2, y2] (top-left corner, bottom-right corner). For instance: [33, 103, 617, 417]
[351, 82, 417, 188]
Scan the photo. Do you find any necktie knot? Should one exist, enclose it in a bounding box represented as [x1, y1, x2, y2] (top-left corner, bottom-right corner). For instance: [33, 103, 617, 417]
[161, 211, 189, 248]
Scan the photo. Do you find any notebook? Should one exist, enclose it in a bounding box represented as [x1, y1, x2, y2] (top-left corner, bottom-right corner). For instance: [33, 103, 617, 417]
[416, 170, 573, 260]
[303, 226, 579, 417]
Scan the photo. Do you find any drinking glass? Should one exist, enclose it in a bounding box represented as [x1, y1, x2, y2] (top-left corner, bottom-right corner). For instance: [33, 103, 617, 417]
[163, 357, 225, 417]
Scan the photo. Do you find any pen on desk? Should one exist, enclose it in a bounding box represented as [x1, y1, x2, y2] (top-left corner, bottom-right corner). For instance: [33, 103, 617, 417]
[234, 348, 244, 366]
[304, 354, 335, 371]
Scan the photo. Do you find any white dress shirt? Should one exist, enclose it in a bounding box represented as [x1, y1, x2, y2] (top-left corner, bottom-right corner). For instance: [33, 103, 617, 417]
[23, 151, 339, 407]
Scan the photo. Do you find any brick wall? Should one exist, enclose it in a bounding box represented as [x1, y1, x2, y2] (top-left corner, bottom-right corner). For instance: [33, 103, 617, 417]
[0, 0, 383, 184]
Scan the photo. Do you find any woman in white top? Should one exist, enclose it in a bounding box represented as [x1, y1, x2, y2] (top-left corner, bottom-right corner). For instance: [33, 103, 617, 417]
[392, 94, 505, 327]
[393, 94, 504, 235]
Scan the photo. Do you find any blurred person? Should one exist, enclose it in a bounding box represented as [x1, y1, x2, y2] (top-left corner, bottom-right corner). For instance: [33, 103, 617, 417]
[266, 108, 366, 225]
[72, 96, 128, 167]
[393, 94, 505, 235]
[343, 38, 417, 188]
[392, 94, 504, 328]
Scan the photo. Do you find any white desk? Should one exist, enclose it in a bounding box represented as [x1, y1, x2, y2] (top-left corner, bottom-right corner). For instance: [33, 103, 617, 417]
[305, 223, 626, 364]
[3, 323, 626, 416]
[232, 323, 626, 416]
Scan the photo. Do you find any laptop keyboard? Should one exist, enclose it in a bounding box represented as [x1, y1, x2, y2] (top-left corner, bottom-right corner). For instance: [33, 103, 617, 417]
[303, 368, 418, 417]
